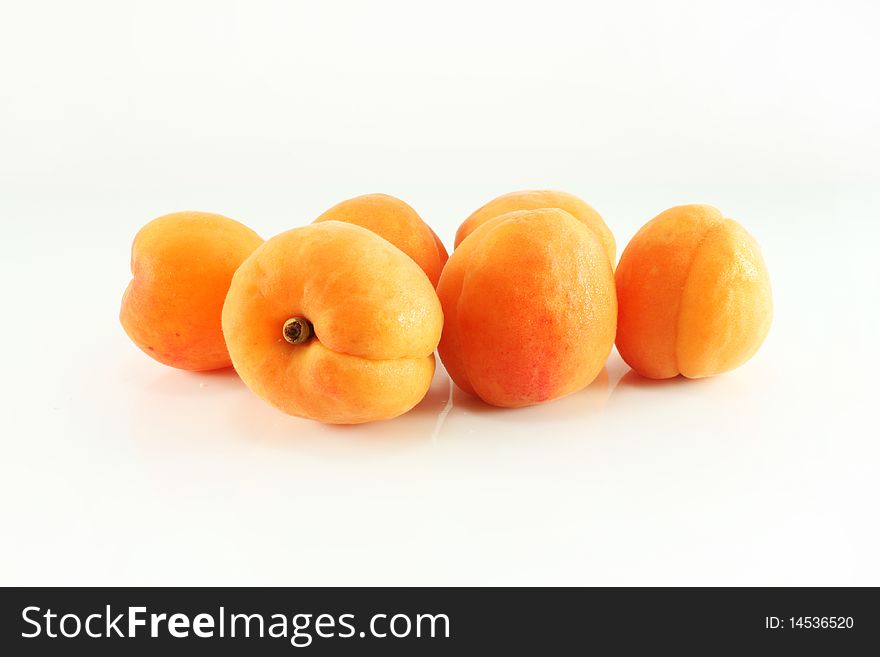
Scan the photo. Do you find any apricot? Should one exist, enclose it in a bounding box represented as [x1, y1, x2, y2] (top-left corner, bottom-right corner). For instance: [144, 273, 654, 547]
[615, 204, 772, 379]
[120, 211, 263, 371]
[455, 189, 616, 266]
[313, 193, 448, 286]
[438, 208, 616, 408]
[222, 221, 442, 424]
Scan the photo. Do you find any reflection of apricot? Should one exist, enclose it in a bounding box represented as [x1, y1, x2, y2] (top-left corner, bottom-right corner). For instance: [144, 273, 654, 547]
[615, 204, 772, 379]
[120, 211, 263, 371]
[454, 189, 616, 266]
[314, 193, 448, 286]
[438, 208, 616, 408]
[222, 221, 442, 424]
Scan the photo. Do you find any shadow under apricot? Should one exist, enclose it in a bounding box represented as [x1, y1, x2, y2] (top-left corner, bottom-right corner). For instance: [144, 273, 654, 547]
[142, 365, 245, 397]
[222, 368, 454, 458]
[614, 369, 702, 389]
[607, 368, 722, 413]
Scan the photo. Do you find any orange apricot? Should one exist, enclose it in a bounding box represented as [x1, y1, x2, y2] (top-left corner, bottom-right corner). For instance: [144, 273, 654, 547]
[314, 193, 448, 286]
[120, 211, 263, 371]
[222, 221, 442, 424]
[615, 204, 772, 379]
[455, 189, 616, 266]
[438, 208, 616, 408]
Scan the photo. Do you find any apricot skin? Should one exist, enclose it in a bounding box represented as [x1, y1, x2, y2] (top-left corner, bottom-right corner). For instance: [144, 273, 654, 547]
[454, 190, 616, 266]
[120, 211, 263, 371]
[222, 221, 442, 424]
[615, 204, 772, 379]
[438, 208, 617, 408]
[314, 193, 448, 287]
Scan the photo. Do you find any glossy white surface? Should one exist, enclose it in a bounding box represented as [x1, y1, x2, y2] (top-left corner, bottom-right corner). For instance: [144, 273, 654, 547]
[1, 0, 878, 585]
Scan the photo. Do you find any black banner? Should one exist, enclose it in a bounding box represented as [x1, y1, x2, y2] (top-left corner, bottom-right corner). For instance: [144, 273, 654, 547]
[0, 587, 875, 654]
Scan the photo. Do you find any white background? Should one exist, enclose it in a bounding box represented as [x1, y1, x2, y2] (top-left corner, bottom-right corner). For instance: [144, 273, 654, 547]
[1, 0, 878, 585]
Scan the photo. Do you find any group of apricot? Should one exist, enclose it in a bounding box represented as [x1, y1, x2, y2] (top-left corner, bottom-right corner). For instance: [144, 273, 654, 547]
[121, 191, 772, 424]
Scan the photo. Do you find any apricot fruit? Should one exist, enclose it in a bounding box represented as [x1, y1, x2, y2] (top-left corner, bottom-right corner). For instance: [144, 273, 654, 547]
[455, 189, 616, 266]
[615, 204, 772, 379]
[222, 221, 442, 424]
[313, 193, 448, 286]
[120, 211, 263, 371]
[438, 208, 617, 408]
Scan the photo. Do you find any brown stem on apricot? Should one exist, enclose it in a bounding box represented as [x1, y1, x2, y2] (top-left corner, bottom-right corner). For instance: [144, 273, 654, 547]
[282, 317, 313, 345]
